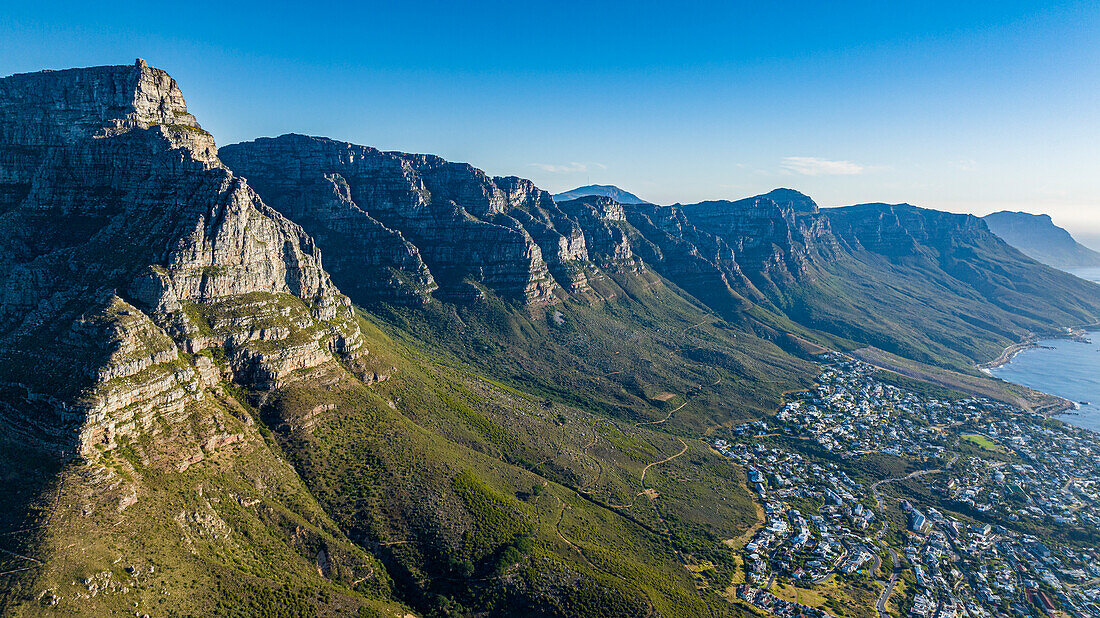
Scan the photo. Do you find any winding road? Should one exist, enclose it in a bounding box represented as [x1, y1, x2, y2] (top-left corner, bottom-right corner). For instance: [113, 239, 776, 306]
[870, 467, 943, 618]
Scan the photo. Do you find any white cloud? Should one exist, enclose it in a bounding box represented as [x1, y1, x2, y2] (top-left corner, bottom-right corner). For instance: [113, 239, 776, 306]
[528, 162, 607, 173]
[781, 156, 865, 176]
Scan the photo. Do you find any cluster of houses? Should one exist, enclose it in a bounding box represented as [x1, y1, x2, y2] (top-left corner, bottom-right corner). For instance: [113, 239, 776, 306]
[714, 439, 877, 586]
[714, 354, 1100, 617]
[736, 585, 837, 618]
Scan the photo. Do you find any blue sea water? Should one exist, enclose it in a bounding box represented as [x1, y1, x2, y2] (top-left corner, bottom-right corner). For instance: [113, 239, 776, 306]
[986, 268, 1100, 432]
[989, 332, 1100, 433]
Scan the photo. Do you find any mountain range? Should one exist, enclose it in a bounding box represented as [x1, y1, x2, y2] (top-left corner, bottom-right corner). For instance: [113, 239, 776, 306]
[1, 61, 1098, 617]
[983, 210, 1100, 270]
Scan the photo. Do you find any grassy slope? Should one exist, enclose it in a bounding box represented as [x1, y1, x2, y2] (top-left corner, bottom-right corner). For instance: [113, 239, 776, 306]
[792, 207, 1100, 373]
[0, 266, 812, 617]
[261, 310, 776, 616]
[373, 268, 814, 435]
[0, 380, 407, 617]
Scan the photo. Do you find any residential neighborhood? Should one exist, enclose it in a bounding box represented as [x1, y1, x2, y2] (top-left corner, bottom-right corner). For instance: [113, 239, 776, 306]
[714, 355, 1100, 617]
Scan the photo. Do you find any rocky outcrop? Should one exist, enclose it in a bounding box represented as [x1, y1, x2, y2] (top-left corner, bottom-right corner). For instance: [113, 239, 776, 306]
[826, 203, 992, 259]
[221, 135, 594, 305]
[0, 61, 368, 456]
[554, 196, 637, 270]
[679, 191, 836, 286]
[622, 202, 759, 315]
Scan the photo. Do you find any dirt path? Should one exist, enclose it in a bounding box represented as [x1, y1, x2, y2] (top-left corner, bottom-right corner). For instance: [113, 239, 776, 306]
[554, 496, 655, 617]
[635, 400, 690, 428]
[640, 438, 688, 486]
[605, 438, 690, 510]
[578, 433, 604, 491]
[635, 376, 722, 428]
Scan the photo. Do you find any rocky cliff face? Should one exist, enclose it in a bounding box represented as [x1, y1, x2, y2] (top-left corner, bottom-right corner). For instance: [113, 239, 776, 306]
[219, 141, 849, 315]
[0, 61, 368, 456]
[827, 203, 999, 262]
[678, 192, 836, 287]
[554, 196, 637, 270]
[221, 135, 597, 304]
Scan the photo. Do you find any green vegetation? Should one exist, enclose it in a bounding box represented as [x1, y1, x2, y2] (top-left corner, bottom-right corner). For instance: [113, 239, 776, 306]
[9, 207, 1093, 616]
[372, 268, 813, 434]
[960, 433, 1004, 452]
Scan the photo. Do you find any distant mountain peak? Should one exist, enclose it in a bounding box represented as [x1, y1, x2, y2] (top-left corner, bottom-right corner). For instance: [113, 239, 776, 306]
[983, 210, 1100, 270]
[553, 184, 650, 204]
[758, 188, 819, 213]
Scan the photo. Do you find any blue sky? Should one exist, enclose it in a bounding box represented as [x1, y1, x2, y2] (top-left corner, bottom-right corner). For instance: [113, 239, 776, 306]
[4, 1, 1100, 243]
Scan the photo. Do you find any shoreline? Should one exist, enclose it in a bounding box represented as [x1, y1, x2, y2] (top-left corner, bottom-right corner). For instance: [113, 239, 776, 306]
[979, 323, 1099, 371]
[981, 325, 1100, 415]
[980, 325, 1100, 419]
[977, 338, 1038, 371]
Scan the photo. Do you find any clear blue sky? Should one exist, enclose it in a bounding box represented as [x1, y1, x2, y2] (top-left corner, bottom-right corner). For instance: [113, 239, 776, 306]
[4, 1, 1100, 243]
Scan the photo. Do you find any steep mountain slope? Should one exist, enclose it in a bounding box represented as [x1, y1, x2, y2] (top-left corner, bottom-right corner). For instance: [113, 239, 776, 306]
[221, 135, 590, 306]
[552, 184, 650, 205]
[815, 203, 1100, 367]
[223, 136, 816, 430]
[606, 192, 1100, 371]
[0, 60, 404, 615]
[6, 59, 1100, 618]
[983, 210, 1100, 270]
[0, 64, 792, 618]
[0, 61, 373, 457]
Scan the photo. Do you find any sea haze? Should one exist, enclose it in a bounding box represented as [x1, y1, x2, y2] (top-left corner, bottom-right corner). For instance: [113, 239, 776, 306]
[990, 331, 1100, 433]
[1069, 266, 1100, 283]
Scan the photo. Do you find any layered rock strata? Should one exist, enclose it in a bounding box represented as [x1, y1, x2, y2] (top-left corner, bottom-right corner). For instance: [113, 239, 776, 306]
[0, 61, 367, 456]
[221, 135, 595, 305]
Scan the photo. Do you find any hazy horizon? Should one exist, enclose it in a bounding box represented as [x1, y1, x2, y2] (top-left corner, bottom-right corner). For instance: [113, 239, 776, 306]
[3, 1, 1099, 244]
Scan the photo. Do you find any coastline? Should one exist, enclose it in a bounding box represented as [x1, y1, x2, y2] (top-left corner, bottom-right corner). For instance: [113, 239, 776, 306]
[977, 338, 1038, 371]
[979, 323, 1099, 371]
[980, 326, 1100, 419]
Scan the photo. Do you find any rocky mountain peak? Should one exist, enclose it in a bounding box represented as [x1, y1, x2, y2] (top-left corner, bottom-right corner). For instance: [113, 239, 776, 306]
[0, 64, 369, 456]
[0, 59, 216, 162]
[759, 188, 819, 214]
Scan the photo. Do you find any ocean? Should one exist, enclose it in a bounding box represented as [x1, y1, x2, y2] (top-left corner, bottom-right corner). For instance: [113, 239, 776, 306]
[985, 267, 1100, 431]
[989, 332, 1100, 433]
[985, 268, 1100, 433]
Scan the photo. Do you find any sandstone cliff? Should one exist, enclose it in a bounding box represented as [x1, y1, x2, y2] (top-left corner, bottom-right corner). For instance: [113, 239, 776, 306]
[0, 61, 368, 456]
[221, 135, 597, 305]
[983, 210, 1100, 271]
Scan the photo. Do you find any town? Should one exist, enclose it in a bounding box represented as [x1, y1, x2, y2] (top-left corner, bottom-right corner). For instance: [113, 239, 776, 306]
[715, 355, 1100, 617]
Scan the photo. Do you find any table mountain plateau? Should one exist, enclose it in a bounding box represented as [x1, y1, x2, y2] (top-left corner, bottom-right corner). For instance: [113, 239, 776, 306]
[0, 60, 372, 458]
[2, 61, 1100, 617]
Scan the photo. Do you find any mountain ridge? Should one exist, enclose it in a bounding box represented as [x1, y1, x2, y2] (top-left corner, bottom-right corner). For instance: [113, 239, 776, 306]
[3, 61, 1100, 617]
[983, 210, 1100, 270]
